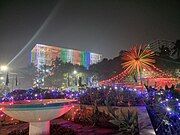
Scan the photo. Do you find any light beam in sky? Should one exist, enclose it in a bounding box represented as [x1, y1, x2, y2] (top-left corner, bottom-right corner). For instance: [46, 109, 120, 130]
[7, 0, 64, 66]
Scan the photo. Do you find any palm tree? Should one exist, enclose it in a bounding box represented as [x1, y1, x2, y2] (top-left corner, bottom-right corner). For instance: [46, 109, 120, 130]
[172, 40, 180, 59]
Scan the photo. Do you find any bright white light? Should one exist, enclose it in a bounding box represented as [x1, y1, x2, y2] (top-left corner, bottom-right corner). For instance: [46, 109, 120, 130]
[0, 65, 8, 71]
[35, 94, 38, 97]
[166, 107, 171, 112]
[46, 69, 50, 72]
[114, 86, 118, 90]
[0, 77, 4, 80]
[103, 86, 106, 89]
[73, 70, 77, 74]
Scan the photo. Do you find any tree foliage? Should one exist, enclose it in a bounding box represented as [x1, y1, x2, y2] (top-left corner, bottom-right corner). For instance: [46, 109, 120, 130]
[44, 58, 90, 88]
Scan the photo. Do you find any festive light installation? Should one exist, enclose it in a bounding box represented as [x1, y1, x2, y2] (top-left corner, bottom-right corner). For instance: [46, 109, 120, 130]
[100, 45, 155, 86]
[121, 45, 155, 75]
[99, 45, 179, 87]
[31, 44, 102, 69]
[99, 70, 129, 85]
[0, 86, 179, 134]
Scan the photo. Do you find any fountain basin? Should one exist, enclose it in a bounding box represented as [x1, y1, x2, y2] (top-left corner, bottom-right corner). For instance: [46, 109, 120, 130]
[0, 99, 77, 135]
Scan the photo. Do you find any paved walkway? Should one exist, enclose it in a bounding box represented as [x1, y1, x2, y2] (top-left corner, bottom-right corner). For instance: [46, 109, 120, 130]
[137, 106, 156, 135]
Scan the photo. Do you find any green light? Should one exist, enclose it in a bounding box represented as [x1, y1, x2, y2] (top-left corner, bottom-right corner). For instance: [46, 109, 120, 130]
[60, 49, 67, 63]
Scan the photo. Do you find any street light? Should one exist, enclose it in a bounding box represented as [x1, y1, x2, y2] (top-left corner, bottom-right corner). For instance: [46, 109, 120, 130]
[0, 65, 8, 71]
[73, 70, 77, 75]
[0, 65, 9, 88]
[73, 70, 79, 91]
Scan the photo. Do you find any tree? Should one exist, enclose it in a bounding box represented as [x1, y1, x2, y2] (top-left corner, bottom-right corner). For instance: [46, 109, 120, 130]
[15, 63, 37, 89]
[172, 40, 180, 60]
[89, 50, 127, 81]
[44, 58, 90, 88]
[158, 45, 171, 58]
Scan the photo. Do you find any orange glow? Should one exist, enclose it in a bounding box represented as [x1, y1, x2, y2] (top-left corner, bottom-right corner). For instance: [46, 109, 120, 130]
[122, 45, 155, 75]
[145, 77, 178, 89]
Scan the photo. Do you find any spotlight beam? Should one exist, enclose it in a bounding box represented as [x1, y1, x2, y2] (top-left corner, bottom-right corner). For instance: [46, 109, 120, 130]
[7, 0, 65, 66]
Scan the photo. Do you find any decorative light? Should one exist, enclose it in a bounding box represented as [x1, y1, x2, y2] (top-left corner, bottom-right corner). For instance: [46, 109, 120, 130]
[122, 45, 155, 75]
[166, 107, 171, 112]
[73, 70, 77, 74]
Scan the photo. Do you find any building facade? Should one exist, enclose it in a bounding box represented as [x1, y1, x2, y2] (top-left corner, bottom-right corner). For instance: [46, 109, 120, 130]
[31, 44, 102, 69]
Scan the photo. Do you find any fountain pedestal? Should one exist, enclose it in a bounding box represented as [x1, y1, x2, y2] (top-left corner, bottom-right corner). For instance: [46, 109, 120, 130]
[29, 121, 50, 135]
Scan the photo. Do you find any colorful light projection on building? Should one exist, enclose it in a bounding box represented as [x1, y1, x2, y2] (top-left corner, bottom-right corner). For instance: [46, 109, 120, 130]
[31, 44, 102, 69]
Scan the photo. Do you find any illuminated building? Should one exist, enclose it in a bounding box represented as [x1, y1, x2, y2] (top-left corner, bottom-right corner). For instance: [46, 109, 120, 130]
[31, 44, 102, 69]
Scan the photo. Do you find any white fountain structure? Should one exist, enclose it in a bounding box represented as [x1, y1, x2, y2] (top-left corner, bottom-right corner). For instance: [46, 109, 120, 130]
[0, 99, 76, 135]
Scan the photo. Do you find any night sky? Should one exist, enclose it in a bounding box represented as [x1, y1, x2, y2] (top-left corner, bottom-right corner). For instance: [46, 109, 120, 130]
[0, 0, 180, 68]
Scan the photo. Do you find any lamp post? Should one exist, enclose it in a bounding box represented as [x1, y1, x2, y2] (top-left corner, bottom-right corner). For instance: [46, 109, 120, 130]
[0, 65, 9, 86]
[73, 70, 78, 91]
[67, 72, 70, 87]
[0, 65, 9, 94]
[0, 65, 19, 90]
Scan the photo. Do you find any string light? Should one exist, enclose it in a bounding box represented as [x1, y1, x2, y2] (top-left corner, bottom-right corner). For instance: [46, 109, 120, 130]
[166, 107, 171, 112]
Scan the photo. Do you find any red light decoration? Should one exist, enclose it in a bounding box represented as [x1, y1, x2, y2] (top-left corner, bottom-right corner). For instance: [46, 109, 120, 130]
[99, 70, 129, 85]
[99, 45, 178, 88]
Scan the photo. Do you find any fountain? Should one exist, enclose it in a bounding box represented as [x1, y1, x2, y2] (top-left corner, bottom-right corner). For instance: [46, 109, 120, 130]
[0, 99, 77, 135]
